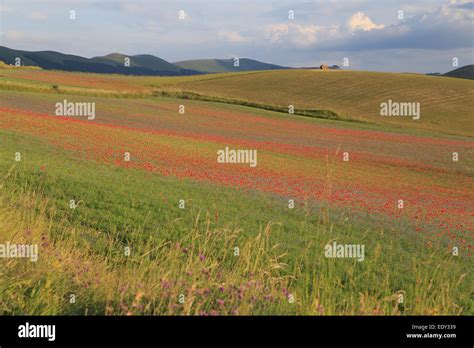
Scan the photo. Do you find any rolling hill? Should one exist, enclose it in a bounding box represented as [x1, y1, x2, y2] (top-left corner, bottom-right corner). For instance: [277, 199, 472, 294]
[1, 64, 472, 136]
[0, 46, 199, 76]
[174, 58, 288, 73]
[168, 69, 474, 136]
[0, 47, 289, 76]
[444, 65, 474, 80]
[93, 53, 185, 73]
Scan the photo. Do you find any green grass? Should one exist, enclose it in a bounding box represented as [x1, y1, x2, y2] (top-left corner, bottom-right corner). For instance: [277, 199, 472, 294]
[153, 89, 340, 121]
[0, 129, 471, 315]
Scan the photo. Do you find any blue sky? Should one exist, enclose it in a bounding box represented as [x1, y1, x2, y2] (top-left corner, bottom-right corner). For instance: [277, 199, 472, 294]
[0, 0, 473, 73]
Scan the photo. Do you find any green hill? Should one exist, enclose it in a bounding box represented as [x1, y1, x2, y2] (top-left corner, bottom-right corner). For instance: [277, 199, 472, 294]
[0, 46, 93, 69]
[444, 65, 474, 80]
[174, 58, 288, 73]
[0, 46, 199, 76]
[94, 53, 184, 73]
[170, 69, 474, 136]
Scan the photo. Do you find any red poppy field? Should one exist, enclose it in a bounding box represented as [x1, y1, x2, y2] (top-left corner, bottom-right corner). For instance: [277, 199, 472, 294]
[0, 69, 472, 315]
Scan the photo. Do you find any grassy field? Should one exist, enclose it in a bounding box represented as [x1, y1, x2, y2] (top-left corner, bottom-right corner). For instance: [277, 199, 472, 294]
[2, 67, 473, 135]
[169, 69, 474, 136]
[0, 66, 472, 315]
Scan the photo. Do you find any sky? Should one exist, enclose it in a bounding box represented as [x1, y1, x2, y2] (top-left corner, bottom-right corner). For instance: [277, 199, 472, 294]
[0, 0, 473, 73]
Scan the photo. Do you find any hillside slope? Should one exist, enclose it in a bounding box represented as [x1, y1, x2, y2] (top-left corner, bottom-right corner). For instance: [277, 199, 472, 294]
[174, 58, 288, 73]
[0, 46, 199, 76]
[1, 65, 472, 136]
[444, 65, 474, 80]
[93, 53, 185, 73]
[171, 69, 474, 136]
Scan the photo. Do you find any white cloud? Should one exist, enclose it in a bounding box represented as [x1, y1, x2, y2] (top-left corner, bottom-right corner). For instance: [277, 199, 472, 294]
[264, 23, 335, 47]
[448, 0, 473, 5]
[322, 1, 473, 52]
[217, 31, 248, 43]
[292, 25, 321, 46]
[347, 12, 384, 32]
[264, 24, 289, 44]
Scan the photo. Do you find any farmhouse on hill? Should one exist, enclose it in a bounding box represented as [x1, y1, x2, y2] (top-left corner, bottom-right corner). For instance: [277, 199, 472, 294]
[320, 64, 341, 70]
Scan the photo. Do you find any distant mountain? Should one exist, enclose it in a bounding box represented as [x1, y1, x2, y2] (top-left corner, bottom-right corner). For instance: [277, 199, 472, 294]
[443, 65, 474, 80]
[174, 58, 288, 73]
[93, 53, 184, 73]
[0, 46, 289, 76]
[0, 46, 200, 76]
